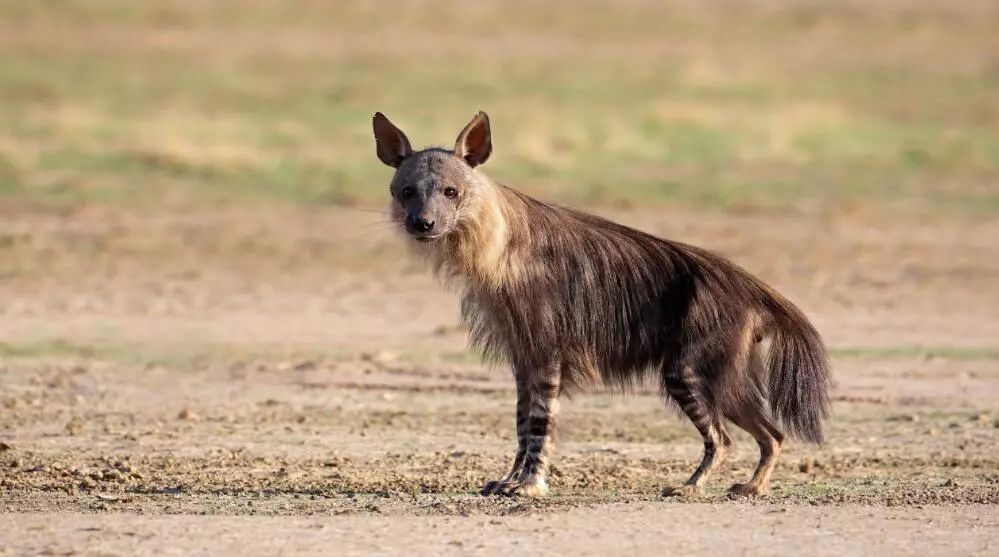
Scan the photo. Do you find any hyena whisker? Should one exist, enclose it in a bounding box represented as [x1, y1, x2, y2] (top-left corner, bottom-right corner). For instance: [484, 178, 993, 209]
[332, 221, 400, 242]
[355, 219, 397, 230]
[342, 207, 394, 216]
[372, 111, 831, 499]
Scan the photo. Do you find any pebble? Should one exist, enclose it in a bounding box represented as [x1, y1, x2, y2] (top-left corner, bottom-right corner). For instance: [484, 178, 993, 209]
[65, 418, 84, 436]
[177, 408, 199, 422]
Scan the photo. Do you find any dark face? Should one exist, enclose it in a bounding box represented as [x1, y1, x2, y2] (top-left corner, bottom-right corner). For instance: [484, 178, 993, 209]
[372, 111, 493, 243]
[389, 150, 468, 242]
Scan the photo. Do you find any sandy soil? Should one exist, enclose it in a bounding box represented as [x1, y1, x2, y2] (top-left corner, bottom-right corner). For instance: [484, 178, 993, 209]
[4, 504, 998, 557]
[1, 207, 998, 555]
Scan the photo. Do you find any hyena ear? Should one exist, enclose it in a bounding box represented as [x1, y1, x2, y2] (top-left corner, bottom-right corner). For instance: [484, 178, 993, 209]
[454, 111, 492, 168]
[372, 112, 413, 168]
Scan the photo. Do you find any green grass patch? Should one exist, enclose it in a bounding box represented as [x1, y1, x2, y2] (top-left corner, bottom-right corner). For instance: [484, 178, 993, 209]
[830, 346, 999, 362]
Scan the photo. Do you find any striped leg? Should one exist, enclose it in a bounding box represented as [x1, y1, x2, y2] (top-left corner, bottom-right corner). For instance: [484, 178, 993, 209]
[481, 375, 530, 495]
[492, 368, 561, 498]
[661, 366, 727, 498]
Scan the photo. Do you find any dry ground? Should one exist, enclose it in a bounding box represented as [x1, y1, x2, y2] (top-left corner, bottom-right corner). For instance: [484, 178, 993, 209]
[1, 207, 997, 555]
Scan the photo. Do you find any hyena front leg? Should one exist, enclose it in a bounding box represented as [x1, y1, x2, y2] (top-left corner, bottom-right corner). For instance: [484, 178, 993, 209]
[504, 371, 560, 497]
[485, 365, 561, 498]
[481, 375, 530, 495]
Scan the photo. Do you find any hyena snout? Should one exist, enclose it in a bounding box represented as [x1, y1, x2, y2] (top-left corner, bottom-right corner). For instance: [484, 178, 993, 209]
[405, 212, 448, 241]
[408, 215, 435, 234]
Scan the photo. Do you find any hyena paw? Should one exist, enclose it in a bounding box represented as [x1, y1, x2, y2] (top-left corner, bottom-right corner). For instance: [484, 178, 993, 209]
[487, 477, 550, 498]
[480, 479, 514, 496]
[660, 484, 704, 498]
[727, 482, 769, 497]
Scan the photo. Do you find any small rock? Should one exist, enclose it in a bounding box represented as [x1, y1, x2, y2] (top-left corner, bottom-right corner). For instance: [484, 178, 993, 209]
[65, 418, 84, 436]
[798, 458, 814, 473]
[888, 414, 918, 423]
[177, 408, 199, 422]
[969, 412, 989, 424]
[0, 442, 12, 452]
[292, 360, 317, 371]
[942, 478, 959, 488]
[360, 351, 396, 365]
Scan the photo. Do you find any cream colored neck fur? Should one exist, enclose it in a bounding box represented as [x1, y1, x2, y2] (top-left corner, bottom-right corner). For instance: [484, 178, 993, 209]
[424, 173, 520, 290]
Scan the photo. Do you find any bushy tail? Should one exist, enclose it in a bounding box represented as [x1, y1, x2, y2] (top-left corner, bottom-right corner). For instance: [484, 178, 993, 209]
[762, 296, 832, 444]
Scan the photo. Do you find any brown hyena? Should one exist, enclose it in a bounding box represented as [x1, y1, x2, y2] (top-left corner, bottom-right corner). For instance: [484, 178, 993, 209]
[372, 111, 831, 498]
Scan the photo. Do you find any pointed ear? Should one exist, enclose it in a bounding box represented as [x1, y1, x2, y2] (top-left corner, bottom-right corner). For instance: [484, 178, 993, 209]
[454, 111, 492, 168]
[372, 112, 413, 168]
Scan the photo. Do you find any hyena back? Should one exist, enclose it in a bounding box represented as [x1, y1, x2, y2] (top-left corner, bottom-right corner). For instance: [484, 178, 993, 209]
[372, 111, 831, 498]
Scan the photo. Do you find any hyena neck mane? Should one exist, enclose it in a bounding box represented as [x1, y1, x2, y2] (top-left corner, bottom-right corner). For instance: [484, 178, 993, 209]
[427, 176, 598, 293]
[426, 175, 524, 289]
[431, 175, 657, 293]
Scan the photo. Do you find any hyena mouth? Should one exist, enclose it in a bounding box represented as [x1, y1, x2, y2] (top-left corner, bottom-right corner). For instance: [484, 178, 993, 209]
[414, 234, 444, 243]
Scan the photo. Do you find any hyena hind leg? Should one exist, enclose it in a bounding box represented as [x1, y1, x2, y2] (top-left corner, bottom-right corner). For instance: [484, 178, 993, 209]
[726, 401, 785, 497]
[660, 368, 728, 498]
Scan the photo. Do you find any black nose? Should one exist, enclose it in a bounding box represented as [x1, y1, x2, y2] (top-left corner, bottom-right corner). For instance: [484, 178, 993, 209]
[412, 217, 435, 233]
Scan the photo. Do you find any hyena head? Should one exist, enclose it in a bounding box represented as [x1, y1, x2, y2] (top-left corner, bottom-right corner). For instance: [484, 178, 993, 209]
[372, 112, 493, 243]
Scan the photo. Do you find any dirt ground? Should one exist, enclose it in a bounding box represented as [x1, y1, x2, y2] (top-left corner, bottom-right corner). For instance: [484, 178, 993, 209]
[1, 206, 998, 555]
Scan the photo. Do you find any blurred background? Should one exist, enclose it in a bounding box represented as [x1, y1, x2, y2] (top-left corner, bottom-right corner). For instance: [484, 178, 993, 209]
[0, 0, 997, 353]
[2, 0, 997, 212]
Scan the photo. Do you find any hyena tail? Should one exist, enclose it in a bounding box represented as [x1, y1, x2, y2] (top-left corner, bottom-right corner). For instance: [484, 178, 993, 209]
[760, 296, 832, 445]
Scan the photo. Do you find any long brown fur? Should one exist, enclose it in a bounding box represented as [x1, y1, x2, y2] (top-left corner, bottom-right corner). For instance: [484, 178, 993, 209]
[373, 111, 832, 498]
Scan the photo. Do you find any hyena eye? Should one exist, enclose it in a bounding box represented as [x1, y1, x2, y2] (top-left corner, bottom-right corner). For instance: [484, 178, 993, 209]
[444, 187, 459, 199]
[400, 186, 416, 199]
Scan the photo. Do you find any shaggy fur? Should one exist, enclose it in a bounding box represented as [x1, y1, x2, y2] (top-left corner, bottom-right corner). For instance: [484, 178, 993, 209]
[373, 111, 832, 498]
